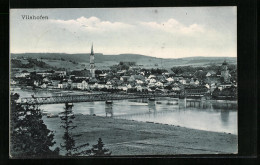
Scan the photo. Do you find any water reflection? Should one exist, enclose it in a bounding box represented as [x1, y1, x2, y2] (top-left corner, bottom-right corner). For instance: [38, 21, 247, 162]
[148, 100, 156, 114]
[220, 110, 230, 126]
[89, 102, 95, 115]
[89, 107, 94, 116]
[105, 103, 113, 117]
[212, 103, 237, 110]
[11, 88, 237, 134]
[186, 100, 212, 109]
[178, 98, 186, 109]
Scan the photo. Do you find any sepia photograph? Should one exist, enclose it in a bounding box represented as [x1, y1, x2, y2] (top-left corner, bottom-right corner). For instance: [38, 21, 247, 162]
[9, 7, 237, 158]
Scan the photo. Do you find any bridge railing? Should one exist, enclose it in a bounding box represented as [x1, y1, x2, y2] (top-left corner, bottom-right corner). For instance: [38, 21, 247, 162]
[19, 92, 183, 105]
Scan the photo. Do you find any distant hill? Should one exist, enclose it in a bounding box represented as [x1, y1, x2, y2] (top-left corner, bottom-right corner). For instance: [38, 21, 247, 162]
[11, 53, 237, 69]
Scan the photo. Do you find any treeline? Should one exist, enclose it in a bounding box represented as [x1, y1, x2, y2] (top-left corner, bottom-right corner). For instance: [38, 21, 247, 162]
[110, 61, 136, 71]
[171, 64, 237, 75]
[212, 86, 237, 99]
[11, 59, 51, 69]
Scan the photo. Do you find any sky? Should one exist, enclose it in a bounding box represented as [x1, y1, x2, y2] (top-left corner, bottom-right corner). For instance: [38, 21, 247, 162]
[10, 7, 237, 58]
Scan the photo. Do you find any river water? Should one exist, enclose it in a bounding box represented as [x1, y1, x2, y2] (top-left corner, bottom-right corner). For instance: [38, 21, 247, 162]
[11, 87, 238, 135]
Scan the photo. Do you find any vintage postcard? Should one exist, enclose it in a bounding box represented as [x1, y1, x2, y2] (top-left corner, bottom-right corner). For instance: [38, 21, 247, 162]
[10, 7, 237, 158]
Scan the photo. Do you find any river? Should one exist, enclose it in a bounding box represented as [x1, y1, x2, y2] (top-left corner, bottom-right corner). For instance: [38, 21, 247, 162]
[10, 87, 238, 135]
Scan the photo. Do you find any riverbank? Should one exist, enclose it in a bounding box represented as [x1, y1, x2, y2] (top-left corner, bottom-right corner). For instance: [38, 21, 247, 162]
[43, 114, 237, 155]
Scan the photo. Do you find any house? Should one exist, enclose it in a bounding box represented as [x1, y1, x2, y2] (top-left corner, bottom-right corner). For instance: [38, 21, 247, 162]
[140, 72, 145, 76]
[105, 81, 113, 89]
[194, 79, 200, 85]
[136, 85, 143, 92]
[51, 80, 60, 88]
[155, 81, 163, 87]
[206, 71, 217, 77]
[43, 77, 50, 83]
[66, 79, 72, 88]
[185, 79, 191, 85]
[97, 83, 105, 89]
[58, 83, 63, 89]
[71, 79, 82, 89]
[190, 78, 200, 86]
[120, 76, 130, 82]
[149, 78, 157, 83]
[117, 70, 126, 75]
[55, 71, 66, 77]
[111, 77, 121, 86]
[166, 77, 174, 82]
[172, 85, 181, 92]
[89, 82, 99, 90]
[80, 80, 89, 90]
[148, 82, 155, 88]
[128, 76, 135, 82]
[10, 80, 17, 85]
[190, 78, 195, 84]
[136, 79, 144, 84]
[61, 80, 69, 89]
[99, 73, 107, 77]
[15, 72, 30, 78]
[148, 75, 156, 79]
[218, 83, 232, 91]
[72, 79, 89, 90]
[172, 83, 183, 92]
[207, 83, 217, 93]
[205, 76, 221, 85]
[117, 86, 127, 91]
[36, 72, 52, 77]
[89, 77, 98, 83]
[156, 75, 166, 82]
[127, 84, 132, 89]
[179, 79, 186, 84]
[47, 85, 54, 89]
[41, 83, 47, 88]
[33, 80, 40, 87]
[129, 75, 145, 82]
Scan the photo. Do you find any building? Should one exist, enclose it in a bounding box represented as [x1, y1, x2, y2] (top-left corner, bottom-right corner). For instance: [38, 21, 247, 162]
[89, 43, 95, 78]
[36, 72, 52, 77]
[55, 71, 66, 78]
[15, 72, 30, 78]
[221, 60, 231, 83]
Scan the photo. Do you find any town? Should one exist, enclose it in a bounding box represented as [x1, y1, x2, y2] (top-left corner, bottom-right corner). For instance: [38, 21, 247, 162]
[10, 45, 237, 100]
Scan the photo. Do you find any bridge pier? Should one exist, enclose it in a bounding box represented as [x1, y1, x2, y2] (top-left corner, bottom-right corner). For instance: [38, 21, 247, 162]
[178, 97, 187, 108]
[65, 102, 73, 109]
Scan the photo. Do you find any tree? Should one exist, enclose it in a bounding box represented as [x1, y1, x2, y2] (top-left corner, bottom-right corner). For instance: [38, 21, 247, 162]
[211, 88, 219, 97]
[95, 70, 103, 75]
[164, 85, 173, 90]
[91, 138, 111, 156]
[59, 103, 91, 156]
[10, 93, 59, 158]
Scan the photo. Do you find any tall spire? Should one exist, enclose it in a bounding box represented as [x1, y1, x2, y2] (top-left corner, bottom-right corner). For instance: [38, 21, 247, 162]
[91, 43, 94, 55]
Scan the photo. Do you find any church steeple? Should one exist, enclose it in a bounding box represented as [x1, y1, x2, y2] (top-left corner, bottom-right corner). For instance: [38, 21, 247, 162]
[91, 43, 94, 55]
[89, 43, 95, 78]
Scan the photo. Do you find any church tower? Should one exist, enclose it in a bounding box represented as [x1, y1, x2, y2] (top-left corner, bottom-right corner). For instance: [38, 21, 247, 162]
[221, 60, 230, 83]
[90, 43, 95, 78]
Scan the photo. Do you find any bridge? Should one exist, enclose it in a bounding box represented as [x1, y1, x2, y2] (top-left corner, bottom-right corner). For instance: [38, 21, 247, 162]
[18, 87, 208, 105]
[18, 93, 181, 105]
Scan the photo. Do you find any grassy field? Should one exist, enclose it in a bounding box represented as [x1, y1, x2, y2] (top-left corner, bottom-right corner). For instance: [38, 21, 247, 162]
[43, 114, 238, 156]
